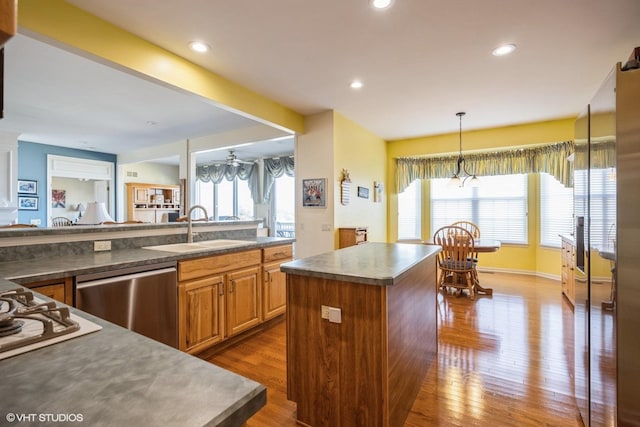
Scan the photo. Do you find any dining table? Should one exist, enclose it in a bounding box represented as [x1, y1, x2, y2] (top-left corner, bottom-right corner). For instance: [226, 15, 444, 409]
[422, 238, 501, 296]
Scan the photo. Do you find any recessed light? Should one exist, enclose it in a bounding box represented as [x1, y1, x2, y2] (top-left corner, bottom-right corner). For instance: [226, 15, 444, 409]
[189, 41, 210, 53]
[350, 80, 364, 89]
[371, 0, 393, 10]
[492, 43, 517, 57]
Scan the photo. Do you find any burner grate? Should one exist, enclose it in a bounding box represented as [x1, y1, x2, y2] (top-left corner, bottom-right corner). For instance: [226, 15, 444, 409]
[0, 289, 80, 353]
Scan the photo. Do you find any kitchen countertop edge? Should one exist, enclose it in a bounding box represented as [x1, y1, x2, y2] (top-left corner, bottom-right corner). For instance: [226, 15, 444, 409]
[280, 242, 440, 286]
[1, 237, 295, 284]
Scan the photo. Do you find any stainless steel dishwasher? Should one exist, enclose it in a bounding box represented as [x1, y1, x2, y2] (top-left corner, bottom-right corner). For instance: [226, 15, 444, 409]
[75, 262, 178, 348]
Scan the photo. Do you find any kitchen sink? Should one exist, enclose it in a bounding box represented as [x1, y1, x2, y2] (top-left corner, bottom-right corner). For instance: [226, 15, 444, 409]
[195, 239, 252, 248]
[142, 239, 253, 253]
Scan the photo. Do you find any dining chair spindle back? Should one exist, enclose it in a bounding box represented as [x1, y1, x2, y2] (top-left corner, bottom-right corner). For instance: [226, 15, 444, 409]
[451, 220, 481, 239]
[433, 225, 477, 300]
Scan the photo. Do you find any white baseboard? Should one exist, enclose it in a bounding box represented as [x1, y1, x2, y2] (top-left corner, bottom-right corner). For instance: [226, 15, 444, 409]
[477, 267, 612, 284]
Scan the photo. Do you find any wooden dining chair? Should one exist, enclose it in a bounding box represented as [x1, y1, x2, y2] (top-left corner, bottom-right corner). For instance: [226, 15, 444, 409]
[451, 220, 481, 239]
[433, 225, 477, 300]
[51, 216, 73, 227]
[450, 220, 482, 284]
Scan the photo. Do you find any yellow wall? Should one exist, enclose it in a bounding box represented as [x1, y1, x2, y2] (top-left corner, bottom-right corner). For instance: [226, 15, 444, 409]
[18, 0, 304, 134]
[333, 112, 387, 244]
[386, 118, 576, 277]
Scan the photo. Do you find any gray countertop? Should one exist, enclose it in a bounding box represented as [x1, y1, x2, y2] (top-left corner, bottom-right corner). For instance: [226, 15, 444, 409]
[0, 237, 293, 283]
[280, 242, 440, 286]
[0, 237, 294, 426]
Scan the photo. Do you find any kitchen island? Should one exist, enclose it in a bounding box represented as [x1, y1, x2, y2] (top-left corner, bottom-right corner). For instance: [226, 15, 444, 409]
[281, 242, 440, 427]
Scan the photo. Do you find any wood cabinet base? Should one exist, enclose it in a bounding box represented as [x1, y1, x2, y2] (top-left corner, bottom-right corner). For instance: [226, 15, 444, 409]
[286, 256, 437, 427]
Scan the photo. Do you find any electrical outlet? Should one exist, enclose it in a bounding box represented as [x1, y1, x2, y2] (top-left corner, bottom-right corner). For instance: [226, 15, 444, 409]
[329, 307, 342, 324]
[321, 305, 330, 320]
[94, 240, 112, 251]
[30, 219, 41, 225]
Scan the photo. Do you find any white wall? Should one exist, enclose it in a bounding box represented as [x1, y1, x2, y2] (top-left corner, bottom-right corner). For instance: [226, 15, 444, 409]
[295, 112, 335, 259]
[0, 131, 19, 225]
[121, 162, 180, 185]
[50, 177, 95, 221]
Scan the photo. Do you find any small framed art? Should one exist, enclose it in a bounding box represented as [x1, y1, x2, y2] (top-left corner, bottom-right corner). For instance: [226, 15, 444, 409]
[302, 178, 326, 208]
[17, 179, 37, 195]
[357, 186, 369, 199]
[18, 196, 38, 210]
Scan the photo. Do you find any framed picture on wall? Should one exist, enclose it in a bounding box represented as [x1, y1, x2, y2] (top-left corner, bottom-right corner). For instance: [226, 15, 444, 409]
[17, 179, 37, 195]
[18, 196, 38, 210]
[302, 178, 326, 208]
[52, 189, 67, 208]
[357, 186, 369, 199]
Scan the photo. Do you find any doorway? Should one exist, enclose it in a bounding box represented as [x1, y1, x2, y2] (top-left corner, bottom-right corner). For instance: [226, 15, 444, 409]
[46, 155, 115, 227]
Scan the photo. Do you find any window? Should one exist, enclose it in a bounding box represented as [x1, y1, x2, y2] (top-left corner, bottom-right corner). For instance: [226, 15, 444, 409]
[217, 179, 234, 218]
[273, 175, 295, 237]
[574, 168, 616, 248]
[398, 180, 421, 240]
[430, 174, 528, 244]
[540, 173, 573, 248]
[195, 177, 254, 220]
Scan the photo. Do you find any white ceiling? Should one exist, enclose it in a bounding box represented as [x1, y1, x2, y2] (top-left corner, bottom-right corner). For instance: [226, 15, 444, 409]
[2, 0, 640, 160]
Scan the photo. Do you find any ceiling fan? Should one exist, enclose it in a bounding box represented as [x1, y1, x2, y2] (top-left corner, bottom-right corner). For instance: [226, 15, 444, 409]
[225, 150, 252, 167]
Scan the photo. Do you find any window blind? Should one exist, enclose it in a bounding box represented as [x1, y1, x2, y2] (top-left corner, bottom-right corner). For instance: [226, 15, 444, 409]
[397, 179, 421, 240]
[575, 168, 616, 248]
[430, 174, 528, 244]
[540, 173, 574, 248]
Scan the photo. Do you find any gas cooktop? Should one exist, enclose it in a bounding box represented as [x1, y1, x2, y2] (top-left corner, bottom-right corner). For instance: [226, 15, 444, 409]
[0, 288, 102, 359]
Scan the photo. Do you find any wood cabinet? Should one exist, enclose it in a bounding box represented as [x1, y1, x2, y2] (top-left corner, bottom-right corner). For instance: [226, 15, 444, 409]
[22, 277, 73, 305]
[262, 244, 293, 320]
[561, 236, 575, 307]
[226, 266, 261, 336]
[178, 249, 262, 354]
[338, 226, 368, 248]
[0, 0, 17, 47]
[126, 183, 181, 223]
[179, 274, 225, 352]
[177, 244, 292, 354]
[285, 244, 438, 427]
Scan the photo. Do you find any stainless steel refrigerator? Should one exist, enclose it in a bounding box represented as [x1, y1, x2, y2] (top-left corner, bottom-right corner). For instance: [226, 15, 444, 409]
[574, 48, 640, 427]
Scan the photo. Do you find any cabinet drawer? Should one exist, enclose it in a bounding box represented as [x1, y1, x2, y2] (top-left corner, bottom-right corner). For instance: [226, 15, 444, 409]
[179, 249, 261, 281]
[263, 245, 293, 263]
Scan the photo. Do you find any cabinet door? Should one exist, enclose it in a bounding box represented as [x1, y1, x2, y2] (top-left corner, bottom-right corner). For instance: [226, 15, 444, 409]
[23, 277, 72, 305]
[134, 188, 149, 204]
[179, 275, 225, 353]
[226, 266, 261, 337]
[34, 283, 66, 303]
[263, 260, 289, 320]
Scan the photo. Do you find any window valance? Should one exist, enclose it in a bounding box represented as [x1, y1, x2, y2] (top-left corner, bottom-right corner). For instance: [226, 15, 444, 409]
[263, 156, 295, 203]
[196, 163, 259, 203]
[196, 156, 295, 205]
[395, 140, 577, 193]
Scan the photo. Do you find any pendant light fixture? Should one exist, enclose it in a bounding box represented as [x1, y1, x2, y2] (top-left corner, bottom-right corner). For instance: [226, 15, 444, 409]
[448, 112, 480, 188]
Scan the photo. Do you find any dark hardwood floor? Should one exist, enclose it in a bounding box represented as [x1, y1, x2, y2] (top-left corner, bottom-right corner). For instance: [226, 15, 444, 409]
[202, 272, 608, 426]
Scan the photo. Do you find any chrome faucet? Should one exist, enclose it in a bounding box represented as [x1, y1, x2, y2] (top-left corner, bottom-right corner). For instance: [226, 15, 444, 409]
[187, 205, 209, 243]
